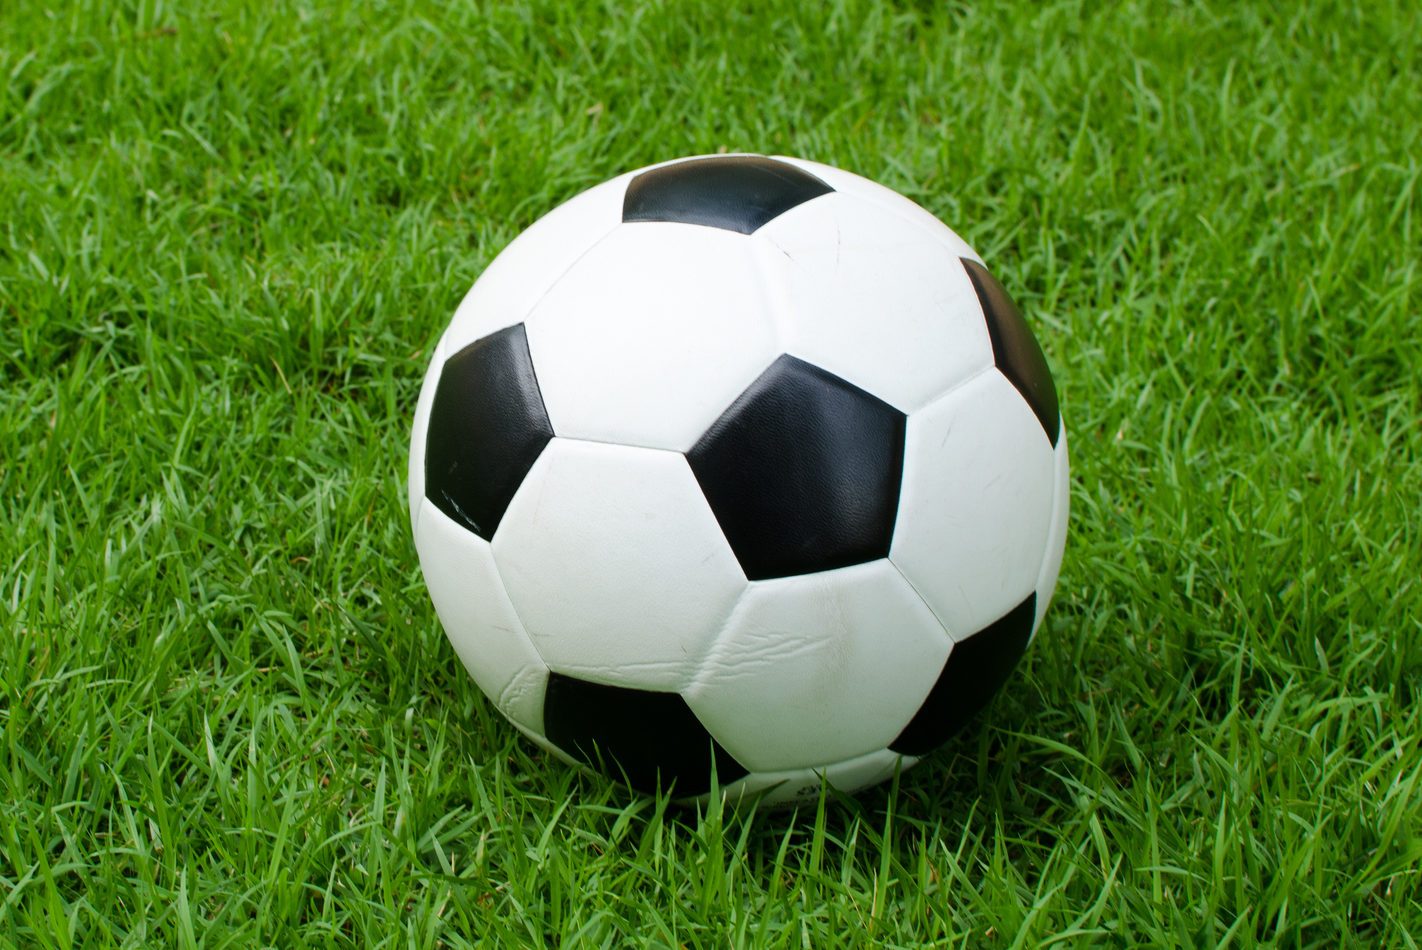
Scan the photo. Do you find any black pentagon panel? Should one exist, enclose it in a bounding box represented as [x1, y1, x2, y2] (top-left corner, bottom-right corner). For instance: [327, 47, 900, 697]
[687, 355, 906, 581]
[543, 673, 749, 795]
[890, 594, 1037, 756]
[962, 258, 1061, 447]
[622, 155, 834, 235]
[425, 323, 553, 540]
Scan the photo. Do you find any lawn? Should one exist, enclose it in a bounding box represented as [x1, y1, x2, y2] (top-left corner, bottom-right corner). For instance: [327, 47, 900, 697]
[2, 0, 1419, 945]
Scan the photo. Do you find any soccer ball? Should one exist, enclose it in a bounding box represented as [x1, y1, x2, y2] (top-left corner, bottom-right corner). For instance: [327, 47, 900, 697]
[409, 155, 1068, 805]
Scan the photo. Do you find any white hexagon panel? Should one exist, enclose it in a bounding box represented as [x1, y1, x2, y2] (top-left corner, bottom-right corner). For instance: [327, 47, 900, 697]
[525, 221, 779, 452]
[752, 190, 994, 413]
[684, 560, 949, 772]
[490, 437, 748, 692]
[892, 370, 1057, 641]
[413, 499, 548, 734]
[771, 155, 981, 264]
[1035, 430, 1071, 631]
[441, 172, 631, 356]
[406, 336, 443, 533]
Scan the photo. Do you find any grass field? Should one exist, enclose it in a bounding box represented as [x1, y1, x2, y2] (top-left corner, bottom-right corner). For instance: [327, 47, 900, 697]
[3, 0, 1420, 945]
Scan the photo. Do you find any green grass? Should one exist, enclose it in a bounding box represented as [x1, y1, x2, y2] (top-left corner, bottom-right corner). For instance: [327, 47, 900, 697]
[2, 0, 1419, 944]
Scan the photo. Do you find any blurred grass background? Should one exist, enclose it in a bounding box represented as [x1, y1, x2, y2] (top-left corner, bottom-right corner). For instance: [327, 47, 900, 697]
[1, 0, 1418, 944]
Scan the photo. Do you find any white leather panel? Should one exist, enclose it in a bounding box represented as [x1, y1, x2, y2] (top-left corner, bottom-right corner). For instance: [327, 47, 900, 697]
[754, 191, 995, 412]
[492, 438, 747, 691]
[685, 560, 949, 772]
[892, 370, 1056, 640]
[414, 499, 549, 733]
[441, 173, 631, 356]
[525, 222, 779, 451]
[1033, 427, 1071, 634]
[772, 156, 982, 264]
[407, 336, 443, 533]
